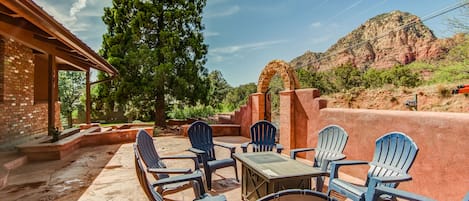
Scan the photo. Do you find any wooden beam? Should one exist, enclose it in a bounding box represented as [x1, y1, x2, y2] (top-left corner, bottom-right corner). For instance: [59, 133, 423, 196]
[0, 12, 50, 37]
[48, 54, 57, 134]
[0, 19, 94, 71]
[86, 71, 91, 124]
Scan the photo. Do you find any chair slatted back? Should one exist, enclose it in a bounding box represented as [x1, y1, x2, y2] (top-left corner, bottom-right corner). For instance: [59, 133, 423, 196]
[134, 145, 164, 201]
[250, 120, 277, 152]
[367, 132, 419, 188]
[188, 121, 216, 161]
[315, 125, 349, 168]
[136, 130, 169, 180]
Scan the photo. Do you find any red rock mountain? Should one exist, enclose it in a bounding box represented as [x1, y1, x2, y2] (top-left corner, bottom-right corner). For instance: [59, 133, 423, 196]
[290, 10, 457, 71]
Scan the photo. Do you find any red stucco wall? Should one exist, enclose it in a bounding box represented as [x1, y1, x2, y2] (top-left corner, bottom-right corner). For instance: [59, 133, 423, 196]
[314, 108, 469, 201]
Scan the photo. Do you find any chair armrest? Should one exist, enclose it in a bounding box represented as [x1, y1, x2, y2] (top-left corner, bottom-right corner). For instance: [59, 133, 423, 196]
[369, 174, 412, 185]
[188, 147, 206, 155]
[241, 142, 251, 153]
[373, 186, 436, 201]
[275, 143, 283, 154]
[147, 167, 192, 174]
[159, 155, 199, 170]
[329, 160, 369, 179]
[152, 171, 203, 186]
[214, 143, 236, 153]
[320, 153, 346, 171]
[364, 174, 413, 201]
[290, 147, 316, 159]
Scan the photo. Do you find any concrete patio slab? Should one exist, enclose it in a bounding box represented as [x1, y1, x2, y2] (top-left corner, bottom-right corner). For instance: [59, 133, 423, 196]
[1, 134, 353, 200]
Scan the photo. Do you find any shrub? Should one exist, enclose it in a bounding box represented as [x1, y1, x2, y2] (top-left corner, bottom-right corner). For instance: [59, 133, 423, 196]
[168, 103, 216, 119]
[437, 85, 452, 98]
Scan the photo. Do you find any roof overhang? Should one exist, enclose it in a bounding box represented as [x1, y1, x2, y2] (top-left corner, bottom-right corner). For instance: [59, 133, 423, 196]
[0, 0, 118, 76]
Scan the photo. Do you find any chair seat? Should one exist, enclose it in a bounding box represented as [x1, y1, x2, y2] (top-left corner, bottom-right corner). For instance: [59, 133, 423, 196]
[161, 180, 192, 194]
[331, 178, 367, 199]
[207, 158, 236, 170]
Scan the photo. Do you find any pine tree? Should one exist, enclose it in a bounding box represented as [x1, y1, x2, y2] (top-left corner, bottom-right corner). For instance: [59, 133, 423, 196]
[100, 0, 209, 127]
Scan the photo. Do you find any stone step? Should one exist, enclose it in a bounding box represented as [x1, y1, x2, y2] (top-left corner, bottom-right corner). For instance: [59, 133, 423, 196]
[0, 151, 28, 189]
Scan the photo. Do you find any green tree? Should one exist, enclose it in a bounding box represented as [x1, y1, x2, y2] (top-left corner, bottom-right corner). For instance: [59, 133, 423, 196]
[362, 68, 384, 88]
[207, 70, 232, 108]
[222, 83, 257, 111]
[382, 65, 421, 87]
[101, 0, 209, 127]
[297, 68, 335, 94]
[332, 63, 362, 90]
[58, 71, 85, 128]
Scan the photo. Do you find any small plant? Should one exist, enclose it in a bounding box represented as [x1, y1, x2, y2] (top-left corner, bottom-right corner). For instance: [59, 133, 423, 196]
[50, 127, 61, 142]
[153, 127, 160, 137]
[437, 85, 451, 98]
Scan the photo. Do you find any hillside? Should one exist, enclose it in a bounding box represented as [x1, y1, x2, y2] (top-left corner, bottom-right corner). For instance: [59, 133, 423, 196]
[286, 10, 468, 113]
[324, 84, 469, 113]
[290, 10, 458, 71]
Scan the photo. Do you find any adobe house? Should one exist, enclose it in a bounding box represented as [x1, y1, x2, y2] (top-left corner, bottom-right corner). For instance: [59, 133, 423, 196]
[0, 1, 118, 150]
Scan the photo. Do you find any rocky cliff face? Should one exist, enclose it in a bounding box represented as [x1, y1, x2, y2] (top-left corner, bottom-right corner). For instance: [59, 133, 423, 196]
[290, 11, 454, 71]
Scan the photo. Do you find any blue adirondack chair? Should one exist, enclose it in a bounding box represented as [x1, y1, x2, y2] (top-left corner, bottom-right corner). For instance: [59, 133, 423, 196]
[133, 145, 226, 201]
[135, 129, 201, 195]
[327, 132, 419, 201]
[187, 121, 239, 190]
[372, 186, 436, 201]
[241, 120, 283, 153]
[290, 125, 349, 192]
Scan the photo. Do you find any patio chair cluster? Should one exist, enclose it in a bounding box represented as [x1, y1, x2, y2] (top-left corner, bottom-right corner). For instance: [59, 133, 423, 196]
[132, 120, 436, 201]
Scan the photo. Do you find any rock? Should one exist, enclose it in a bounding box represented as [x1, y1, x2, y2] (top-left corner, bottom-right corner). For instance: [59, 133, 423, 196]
[290, 10, 459, 71]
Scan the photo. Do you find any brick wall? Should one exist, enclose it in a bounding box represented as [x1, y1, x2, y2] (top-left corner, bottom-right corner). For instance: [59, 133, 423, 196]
[0, 37, 48, 150]
[0, 38, 4, 102]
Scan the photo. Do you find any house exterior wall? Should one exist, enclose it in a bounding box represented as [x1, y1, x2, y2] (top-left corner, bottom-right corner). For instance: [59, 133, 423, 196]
[0, 37, 49, 150]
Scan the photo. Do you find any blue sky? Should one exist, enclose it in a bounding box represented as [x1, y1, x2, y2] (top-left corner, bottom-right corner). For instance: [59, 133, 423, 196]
[34, 0, 466, 86]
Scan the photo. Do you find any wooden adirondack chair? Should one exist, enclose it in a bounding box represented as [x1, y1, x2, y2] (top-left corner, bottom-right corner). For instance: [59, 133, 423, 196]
[257, 189, 334, 201]
[135, 129, 201, 195]
[290, 125, 349, 192]
[187, 121, 239, 190]
[241, 120, 283, 153]
[133, 145, 226, 201]
[327, 132, 419, 201]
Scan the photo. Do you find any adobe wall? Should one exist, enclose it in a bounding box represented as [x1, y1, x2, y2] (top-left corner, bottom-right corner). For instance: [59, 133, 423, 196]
[0, 38, 49, 150]
[297, 101, 468, 200]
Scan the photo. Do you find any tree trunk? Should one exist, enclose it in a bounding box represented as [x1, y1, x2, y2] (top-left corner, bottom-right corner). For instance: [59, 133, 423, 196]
[154, 90, 166, 128]
[67, 112, 73, 129]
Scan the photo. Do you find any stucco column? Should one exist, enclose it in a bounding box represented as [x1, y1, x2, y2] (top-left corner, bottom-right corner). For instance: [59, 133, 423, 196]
[250, 92, 265, 124]
[279, 90, 295, 153]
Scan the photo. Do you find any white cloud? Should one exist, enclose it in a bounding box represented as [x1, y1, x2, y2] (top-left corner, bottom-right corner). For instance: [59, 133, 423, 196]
[311, 22, 322, 28]
[205, 5, 240, 18]
[211, 40, 288, 54]
[204, 31, 220, 37]
[70, 0, 87, 17]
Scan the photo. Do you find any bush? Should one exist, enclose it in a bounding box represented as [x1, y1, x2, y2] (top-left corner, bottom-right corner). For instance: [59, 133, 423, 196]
[168, 103, 216, 119]
[437, 85, 452, 98]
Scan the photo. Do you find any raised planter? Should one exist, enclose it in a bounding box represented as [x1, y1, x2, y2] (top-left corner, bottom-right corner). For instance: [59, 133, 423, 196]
[180, 124, 241, 137]
[17, 126, 153, 161]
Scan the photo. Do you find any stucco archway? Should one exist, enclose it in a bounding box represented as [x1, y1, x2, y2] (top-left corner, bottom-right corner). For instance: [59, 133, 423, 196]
[257, 60, 300, 93]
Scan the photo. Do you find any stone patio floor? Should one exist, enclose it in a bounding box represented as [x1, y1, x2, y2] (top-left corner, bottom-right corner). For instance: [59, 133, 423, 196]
[1, 134, 352, 201]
